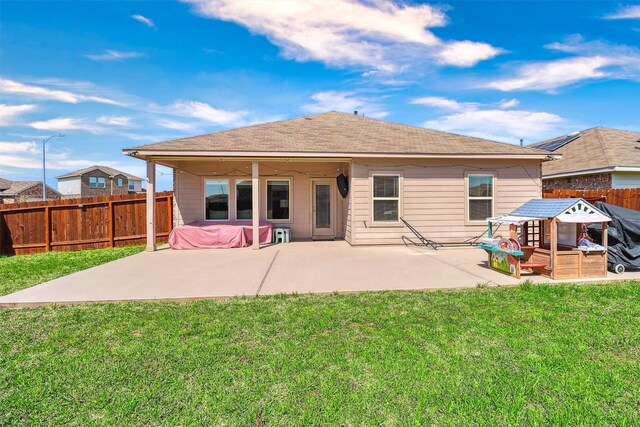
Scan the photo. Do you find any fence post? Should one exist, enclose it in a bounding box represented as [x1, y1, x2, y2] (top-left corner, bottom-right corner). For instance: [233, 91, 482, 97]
[0, 211, 4, 256]
[44, 206, 51, 252]
[166, 195, 173, 235]
[108, 201, 115, 247]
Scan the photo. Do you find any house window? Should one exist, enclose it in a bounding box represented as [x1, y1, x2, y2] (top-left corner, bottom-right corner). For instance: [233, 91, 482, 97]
[267, 180, 290, 220]
[128, 180, 135, 191]
[372, 174, 400, 223]
[236, 179, 252, 220]
[205, 179, 229, 220]
[117, 178, 123, 187]
[467, 174, 494, 222]
[89, 177, 106, 189]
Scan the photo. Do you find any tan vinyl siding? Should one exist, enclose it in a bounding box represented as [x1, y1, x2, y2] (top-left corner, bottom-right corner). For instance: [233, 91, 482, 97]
[171, 158, 541, 244]
[173, 165, 202, 226]
[172, 160, 348, 240]
[351, 158, 541, 245]
[344, 186, 353, 244]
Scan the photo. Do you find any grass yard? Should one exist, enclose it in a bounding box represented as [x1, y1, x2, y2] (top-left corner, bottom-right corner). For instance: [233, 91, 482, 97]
[0, 246, 144, 296]
[1, 282, 639, 425]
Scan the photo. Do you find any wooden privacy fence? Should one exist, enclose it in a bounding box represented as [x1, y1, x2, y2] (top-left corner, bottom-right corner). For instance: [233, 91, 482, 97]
[0, 191, 173, 256]
[543, 188, 640, 211]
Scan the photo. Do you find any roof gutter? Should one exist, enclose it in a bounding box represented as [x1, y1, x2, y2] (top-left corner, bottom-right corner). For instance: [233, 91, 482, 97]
[543, 166, 640, 179]
[123, 149, 557, 161]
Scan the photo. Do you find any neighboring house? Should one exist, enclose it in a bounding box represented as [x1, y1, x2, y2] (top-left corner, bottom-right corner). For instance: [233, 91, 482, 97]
[124, 112, 555, 248]
[0, 178, 62, 204]
[56, 165, 144, 199]
[531, 127, 640, 191]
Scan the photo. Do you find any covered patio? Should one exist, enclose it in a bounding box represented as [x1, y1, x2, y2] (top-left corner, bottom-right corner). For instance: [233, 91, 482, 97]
[2, 242, 640, 307]
[143, 158, 352, 251]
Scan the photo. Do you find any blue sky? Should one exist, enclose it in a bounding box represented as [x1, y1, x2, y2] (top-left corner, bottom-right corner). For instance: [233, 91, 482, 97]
[1, 0, 639, 191]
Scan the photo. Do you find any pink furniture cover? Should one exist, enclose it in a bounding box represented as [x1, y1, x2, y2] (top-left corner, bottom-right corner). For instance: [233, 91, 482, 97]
[168, 221, 273, 249]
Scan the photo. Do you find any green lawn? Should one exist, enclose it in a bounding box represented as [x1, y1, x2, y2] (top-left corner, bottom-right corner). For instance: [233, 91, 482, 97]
[1, 282, 639, 425]
[0, 246, 144, 296]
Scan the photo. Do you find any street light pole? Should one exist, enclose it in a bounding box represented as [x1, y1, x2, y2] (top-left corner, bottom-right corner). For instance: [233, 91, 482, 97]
[42, 134, 65, 201]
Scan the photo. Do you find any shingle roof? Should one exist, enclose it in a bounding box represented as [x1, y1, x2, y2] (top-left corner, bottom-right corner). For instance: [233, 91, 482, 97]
[0, 178, 11, 191]
[0, 180, 61, 197]
[125, 112, 550, 157]
[531, 126, 640, 176]
[511, 198, 583, 218]
[57, 165, 142, 180]
[509, 198, 610, 223]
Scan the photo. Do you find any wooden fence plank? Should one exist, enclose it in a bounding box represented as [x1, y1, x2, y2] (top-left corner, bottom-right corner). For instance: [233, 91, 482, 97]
[44, 206, 51, 252]
[543, 188, 640, 211]
[108, 201, 115, 247]
[0, 191, 173, 256]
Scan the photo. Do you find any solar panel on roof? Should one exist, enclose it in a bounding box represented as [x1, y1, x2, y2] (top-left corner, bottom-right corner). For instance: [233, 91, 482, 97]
[535, 133, 581, 151]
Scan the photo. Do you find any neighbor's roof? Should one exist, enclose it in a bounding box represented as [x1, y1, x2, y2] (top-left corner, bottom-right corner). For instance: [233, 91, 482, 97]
[509, 198, 610, 223]
[0, 180, 61, 197]
[124, 112, 552, 159]
[57, 165, 142, 180]
[531, 126, 640, 177]
[0, 178, 11, 191]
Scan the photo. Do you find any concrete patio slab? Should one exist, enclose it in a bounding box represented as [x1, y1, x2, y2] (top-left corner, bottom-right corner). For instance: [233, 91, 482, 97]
[2, 241, 640, 307]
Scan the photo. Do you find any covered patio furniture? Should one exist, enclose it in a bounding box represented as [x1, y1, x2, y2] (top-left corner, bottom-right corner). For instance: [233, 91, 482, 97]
[168, 221, 273, 249]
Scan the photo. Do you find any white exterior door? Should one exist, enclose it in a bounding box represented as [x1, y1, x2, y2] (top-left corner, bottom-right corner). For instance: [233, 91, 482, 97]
[312, 181, 334, 237]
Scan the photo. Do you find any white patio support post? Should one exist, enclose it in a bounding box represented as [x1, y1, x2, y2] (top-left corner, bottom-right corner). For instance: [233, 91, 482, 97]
[146, 160, 156, 252]
[252, 162, 260, 249]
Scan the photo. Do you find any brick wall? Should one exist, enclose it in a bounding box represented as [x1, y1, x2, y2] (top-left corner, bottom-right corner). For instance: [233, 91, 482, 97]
[80, 171, 130, 197]
[0, 184, 61, 204]
[543, 173, 612, 191]
[19, 184, 62, 201]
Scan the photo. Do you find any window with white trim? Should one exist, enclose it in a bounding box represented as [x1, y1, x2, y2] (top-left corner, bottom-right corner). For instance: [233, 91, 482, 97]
[205, 179, 229, 220]
[128, 180, 135, 191]
[89, 176, 105, 189]
[236, 179, 252, 220]
[372, 174, 400, 223]
[467, 174, 494, 222]
[117, 178, 124, 187]
[266, 179, 290, 220]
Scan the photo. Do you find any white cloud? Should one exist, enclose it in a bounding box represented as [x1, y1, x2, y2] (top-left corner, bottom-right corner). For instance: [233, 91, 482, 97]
[487, 56, 611, 91]
[424, 109, 565, 143]
[0, 142, 134, 171]
[0, 141, 38, 154]
[498, 98, 519, 109]
[96, 116, 133, 126]
[437, 40, 502, 67]
[486, 36, 640, 91]
[183, 0, 501, 72]
[604, 5, 640, 19]
[0, 78, 122, 105]
[131, 14, 156, 28]
[410, 96, 478, 112]
[86, 50, 144, 61]
[414, 96, 566, 143]
[302, 91, 388, 118]
[29, 117, 103, 134]
[155, 118, 198, 131]
[167, 100, 247, 126]
[0, 104, 37, 126]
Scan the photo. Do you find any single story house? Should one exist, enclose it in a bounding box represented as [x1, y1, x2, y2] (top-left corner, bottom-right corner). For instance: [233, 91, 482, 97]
[0, 178, 61, 204]
[531, 126, 640, 190]
[123, 112, 556, 250]
[56, 165, 144, 199]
